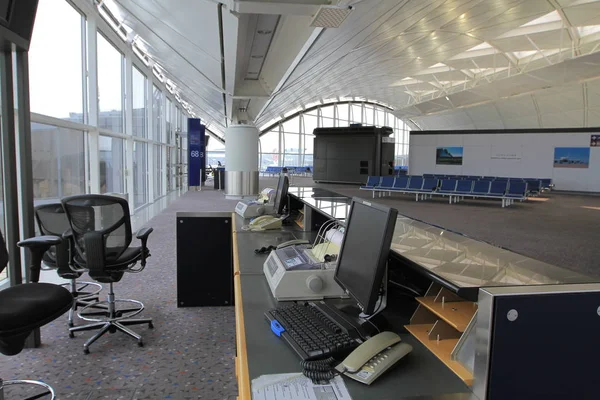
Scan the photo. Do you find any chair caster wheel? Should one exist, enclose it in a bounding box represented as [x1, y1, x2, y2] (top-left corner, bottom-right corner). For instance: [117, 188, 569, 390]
[83, 348, 90, 354]
[68, 322, 74, 328]
[69, 331, 75, 338]
[138, 341, 144, 347]
[109, 326, 117, 334]
[148, 322, 154, 329]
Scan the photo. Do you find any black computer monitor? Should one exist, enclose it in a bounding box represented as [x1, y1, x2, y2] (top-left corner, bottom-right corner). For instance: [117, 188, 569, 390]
[273, 175, 289, 216]
[334, 197, 398, 315]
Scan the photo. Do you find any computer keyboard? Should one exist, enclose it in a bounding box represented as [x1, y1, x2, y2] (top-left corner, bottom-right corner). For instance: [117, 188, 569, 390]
[265, 303, 360, 360]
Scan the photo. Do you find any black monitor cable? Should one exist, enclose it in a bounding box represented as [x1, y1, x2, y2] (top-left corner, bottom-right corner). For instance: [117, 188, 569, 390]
[254, 245, 276, 254]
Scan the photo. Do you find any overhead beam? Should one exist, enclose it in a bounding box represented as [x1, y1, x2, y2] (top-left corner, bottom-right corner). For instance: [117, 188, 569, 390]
[221, 0, 326, 16]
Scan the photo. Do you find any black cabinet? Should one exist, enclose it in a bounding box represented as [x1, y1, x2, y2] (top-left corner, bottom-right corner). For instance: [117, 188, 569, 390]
[176, 212, 233, 307]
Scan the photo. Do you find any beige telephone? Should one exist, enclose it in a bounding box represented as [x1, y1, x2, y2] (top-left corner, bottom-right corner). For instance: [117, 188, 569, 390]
[335, 331, 412, 385]
[248, 215, 283, 231]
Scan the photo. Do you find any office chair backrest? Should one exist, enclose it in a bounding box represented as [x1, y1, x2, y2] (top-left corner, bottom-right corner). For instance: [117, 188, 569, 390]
[62, 195, 132, 272]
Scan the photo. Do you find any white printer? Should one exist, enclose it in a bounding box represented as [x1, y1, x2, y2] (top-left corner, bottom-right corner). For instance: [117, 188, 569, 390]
[263, 228, 346, 301]
[235, 188, 275, 218]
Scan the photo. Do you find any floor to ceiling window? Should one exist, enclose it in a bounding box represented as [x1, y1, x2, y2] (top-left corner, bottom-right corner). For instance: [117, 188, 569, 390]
[31, 124, 86, 200]
[153, 85, 163, 142]
[99, 135, 125, 194]
[133, 141, 148, 208]
[29, 0, 84, 123]
[132, 66, 147, 138]
[259, 101, 410, 170]
[97, 33, 124, 134]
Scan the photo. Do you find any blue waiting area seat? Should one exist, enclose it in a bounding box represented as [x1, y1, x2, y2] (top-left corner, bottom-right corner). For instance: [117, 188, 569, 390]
[360, 176, 382, 196]
[358, 174, 542, 207]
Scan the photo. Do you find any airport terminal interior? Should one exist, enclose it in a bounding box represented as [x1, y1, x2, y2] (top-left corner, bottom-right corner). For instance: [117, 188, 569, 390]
[2, 0, 600, 399]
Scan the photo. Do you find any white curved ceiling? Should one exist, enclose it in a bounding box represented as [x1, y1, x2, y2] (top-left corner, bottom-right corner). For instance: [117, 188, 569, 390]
[256, 0, 600, 131]
[104, 0, 600, 135]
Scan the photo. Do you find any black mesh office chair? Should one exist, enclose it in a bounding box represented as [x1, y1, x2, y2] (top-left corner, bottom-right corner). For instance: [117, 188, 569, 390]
[61, 194, 154, 354]
[0, 231, 74, 399]
[35, 203, 104, 327]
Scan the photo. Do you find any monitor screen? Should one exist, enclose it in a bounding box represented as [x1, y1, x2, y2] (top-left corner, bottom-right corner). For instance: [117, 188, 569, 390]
[273, 175, 289, 215]
[334, 198, 397, 315]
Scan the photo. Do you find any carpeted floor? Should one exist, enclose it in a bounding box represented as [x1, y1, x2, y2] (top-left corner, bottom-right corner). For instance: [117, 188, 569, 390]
[1, 177, 599, 399]
[0, 187, 241, 400]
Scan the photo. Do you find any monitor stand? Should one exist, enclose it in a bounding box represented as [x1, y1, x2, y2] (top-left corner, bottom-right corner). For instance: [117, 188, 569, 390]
[314, 268, 390, 340]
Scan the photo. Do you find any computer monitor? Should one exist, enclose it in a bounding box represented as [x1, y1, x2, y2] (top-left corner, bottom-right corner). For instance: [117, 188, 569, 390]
[273, 175, 289, 216]
[334, 197, 398, 315]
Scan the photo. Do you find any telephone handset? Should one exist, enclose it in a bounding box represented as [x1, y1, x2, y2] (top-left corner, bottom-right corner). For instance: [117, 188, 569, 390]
[335, 331, 412, 385]
[276, 239, 311, 249]
[248, 215, 283, 231]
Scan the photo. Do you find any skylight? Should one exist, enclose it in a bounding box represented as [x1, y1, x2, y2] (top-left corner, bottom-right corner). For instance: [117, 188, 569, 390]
[577, 25, 600, 37]
[467, 42, 493, 52]
[521, 11, 561, 27]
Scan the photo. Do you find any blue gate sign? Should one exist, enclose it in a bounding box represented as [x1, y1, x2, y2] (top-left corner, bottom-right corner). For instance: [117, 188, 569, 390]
[188, 118, 206, 186]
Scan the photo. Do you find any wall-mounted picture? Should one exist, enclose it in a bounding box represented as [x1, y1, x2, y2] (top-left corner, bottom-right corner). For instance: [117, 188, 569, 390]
[553, 147, 590, 168]
[436, 147, 463, 165]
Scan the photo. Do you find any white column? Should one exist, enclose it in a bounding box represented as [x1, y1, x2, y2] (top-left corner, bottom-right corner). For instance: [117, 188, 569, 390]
[87, 18, 100, 194]
[225, 124, 259, 199]
[125, 54, 134, 207]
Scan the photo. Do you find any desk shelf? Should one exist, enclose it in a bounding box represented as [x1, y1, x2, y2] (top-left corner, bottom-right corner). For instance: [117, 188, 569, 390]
[405, 284, 476, 387]
[405, 324, 473, 386]
[415, 297, 477, 333]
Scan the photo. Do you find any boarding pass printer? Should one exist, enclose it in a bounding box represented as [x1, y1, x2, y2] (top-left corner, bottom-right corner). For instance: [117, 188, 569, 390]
[263, 222, 347, 301]
[235, 188, 275, 218]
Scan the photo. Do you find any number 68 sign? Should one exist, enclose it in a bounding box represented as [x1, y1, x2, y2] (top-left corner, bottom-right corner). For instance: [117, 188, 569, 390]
[190, 150, 203, 158]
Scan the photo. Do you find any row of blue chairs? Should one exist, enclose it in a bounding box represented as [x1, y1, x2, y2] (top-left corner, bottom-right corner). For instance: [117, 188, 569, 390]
[423, 174, 553, 193]
[360, 176, 530, 207]
[262, 166, 312, 176]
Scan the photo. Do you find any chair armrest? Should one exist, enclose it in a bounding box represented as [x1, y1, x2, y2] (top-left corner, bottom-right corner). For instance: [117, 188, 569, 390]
[17, 235, 62, 283]
[62, 229, 87, 273]
[135, 227, 154, 241]
[135, 227, 153, 267]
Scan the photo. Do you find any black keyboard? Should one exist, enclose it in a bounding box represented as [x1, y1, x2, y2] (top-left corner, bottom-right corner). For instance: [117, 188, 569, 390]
[265, 303, 359, 360]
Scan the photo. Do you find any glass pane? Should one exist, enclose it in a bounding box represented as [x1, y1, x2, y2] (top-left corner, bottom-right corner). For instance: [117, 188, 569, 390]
[132, 67, 147, 137]
[303, 114, 318, 136]
[207, 151, 225, 168]
[337, 104, 349, 121]
[303, 154, 313, 167]
[365, 106, 374, 125]
[29, 0, 83, 122]
[166, 98, 172, 144]
[261, 153, 279, 169]
[260, 129, 279, 154]
[99, 136, 125, 194]
[133, 141, 148, 208]
[284, 133, 300, 154]
[282, 117, 299, 133]
[377, 109, 386, 127]
[321, 105, 334, 119]
[153, 85, 163, 141]
[351, 104, 362, 124]
[97, 33, 124, 134]
[321, 117, 334, 128]
[284, 154, 300, 166]
[304, 134, 315, 154]
[31, 123, 85, 200]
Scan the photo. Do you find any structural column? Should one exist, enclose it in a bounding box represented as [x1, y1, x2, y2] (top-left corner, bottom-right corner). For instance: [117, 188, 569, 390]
[225, 125, 259, 199]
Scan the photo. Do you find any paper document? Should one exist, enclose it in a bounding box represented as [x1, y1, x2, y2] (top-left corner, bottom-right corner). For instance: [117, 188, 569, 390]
[252, 373, 352, 400]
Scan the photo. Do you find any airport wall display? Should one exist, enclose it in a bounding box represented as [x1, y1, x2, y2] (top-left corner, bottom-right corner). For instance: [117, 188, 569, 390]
[410, 129, 600, 192]
[436, 147, 463, 165]
[553, 147, 590, 168]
